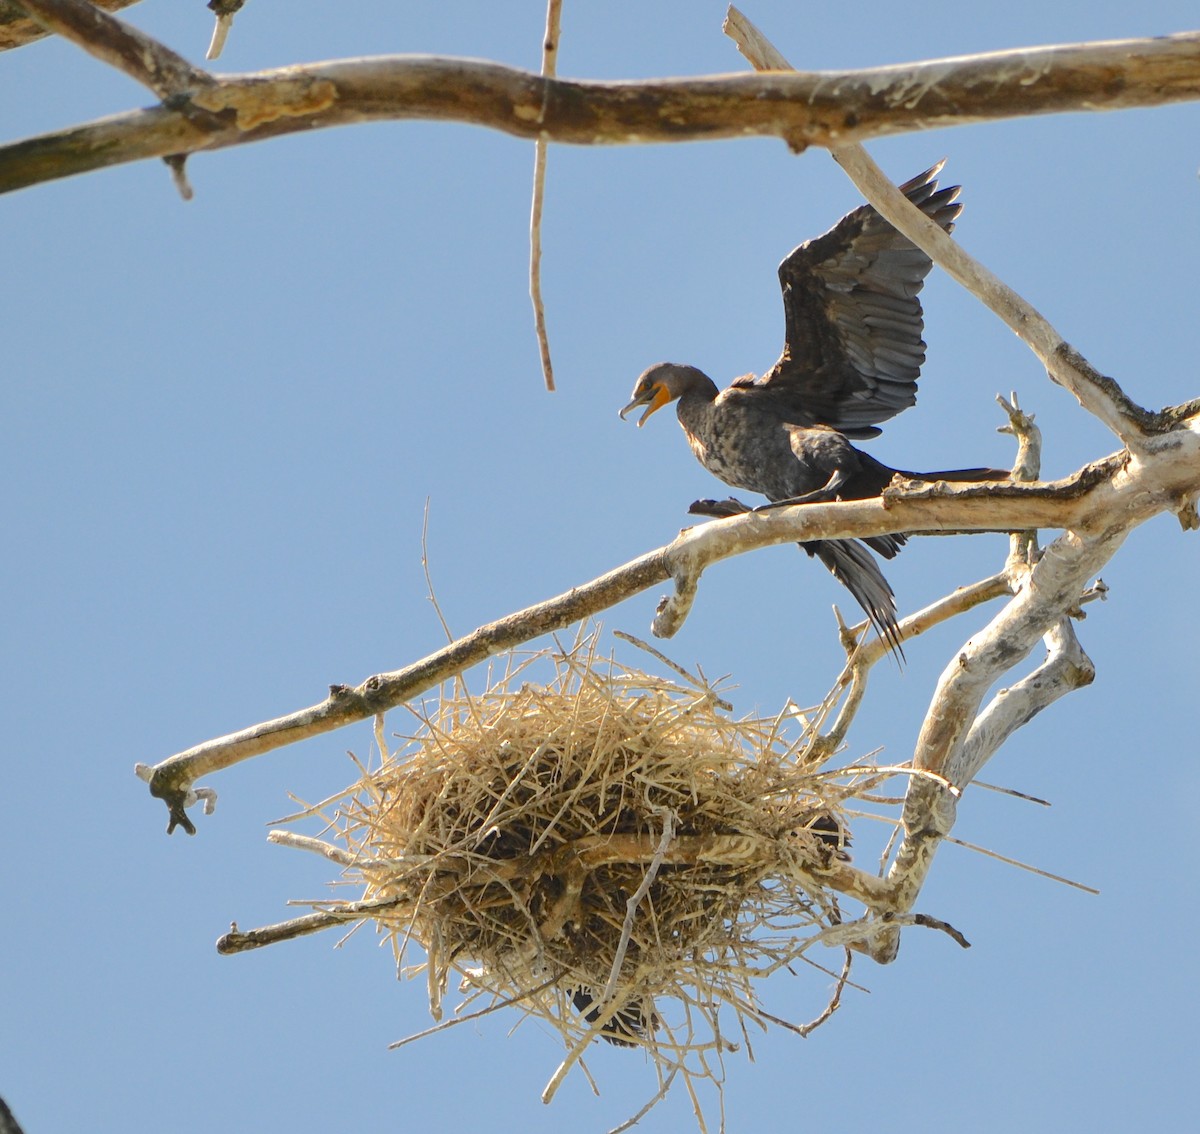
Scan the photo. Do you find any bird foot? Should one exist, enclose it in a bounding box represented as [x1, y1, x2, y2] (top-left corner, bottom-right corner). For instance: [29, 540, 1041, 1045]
[688, 497, 752, 518]
[753, 490, 838, 512]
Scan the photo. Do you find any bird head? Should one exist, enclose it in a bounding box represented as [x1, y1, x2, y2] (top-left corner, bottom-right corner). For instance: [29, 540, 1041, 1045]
[619, 363, 708, 427]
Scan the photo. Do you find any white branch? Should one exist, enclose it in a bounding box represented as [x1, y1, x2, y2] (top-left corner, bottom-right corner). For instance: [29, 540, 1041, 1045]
[721, 8, 1196, 964]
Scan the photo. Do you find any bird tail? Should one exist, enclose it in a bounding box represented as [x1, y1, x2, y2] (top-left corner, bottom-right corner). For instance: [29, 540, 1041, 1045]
[808, 538, 905, 660]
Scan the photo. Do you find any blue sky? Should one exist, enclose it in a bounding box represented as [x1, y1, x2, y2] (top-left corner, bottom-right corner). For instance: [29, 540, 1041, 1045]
[2, 2, 1198, 1131]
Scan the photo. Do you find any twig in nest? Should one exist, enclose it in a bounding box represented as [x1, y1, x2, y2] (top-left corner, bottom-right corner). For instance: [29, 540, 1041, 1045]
[421, 498, 454, 644]
[613, 629, 733, 711]
[215, 895, 406, 954]
[603, 809, 677, 1003]
[604, 1067, 681, 1134]
[755, 948, 853, 1037]
[387, 973, 563, 1050]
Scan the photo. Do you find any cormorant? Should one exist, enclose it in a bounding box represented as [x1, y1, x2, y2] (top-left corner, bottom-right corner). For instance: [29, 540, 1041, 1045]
[569, 988, 656, 1047]
[620, 163, 1005, 655]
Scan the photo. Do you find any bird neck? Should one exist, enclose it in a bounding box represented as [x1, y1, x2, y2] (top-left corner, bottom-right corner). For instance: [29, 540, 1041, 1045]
[677, 370, 720, 410]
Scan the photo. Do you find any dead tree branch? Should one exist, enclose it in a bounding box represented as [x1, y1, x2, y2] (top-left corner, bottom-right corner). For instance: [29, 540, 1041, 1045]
[0, 0, 139, 51]
[3, 17, 1200, 194]
[136, 425, 1200, 836]
[12, 0, 214, 100]
[720, 7, 1181, 963]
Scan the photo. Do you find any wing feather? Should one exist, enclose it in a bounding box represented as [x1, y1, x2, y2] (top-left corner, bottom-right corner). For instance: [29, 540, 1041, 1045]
[760, 163, 960, 435]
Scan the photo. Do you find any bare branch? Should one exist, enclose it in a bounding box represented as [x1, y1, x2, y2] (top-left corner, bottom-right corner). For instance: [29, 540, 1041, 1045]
[723, 5, 791, 70]
[5, 33, 1200, 195]
[215, 896, 404, 954]
[0, 0, 139, 52]
[952, 617, 1096, 789]
[811, 571, 1011, 762]
[719, 7, 1182, 967]
[997, 392, 1042, 572]
[997, 392, 1042, 483]
[137, 431, 1200, 834]
[141, 547, 667, 833]
[12, 0, 214, 100]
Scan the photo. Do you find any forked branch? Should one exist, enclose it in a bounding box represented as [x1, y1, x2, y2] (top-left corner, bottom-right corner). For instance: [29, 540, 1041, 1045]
[722, 7, 1185, 962]
[0, 0, 139, 51]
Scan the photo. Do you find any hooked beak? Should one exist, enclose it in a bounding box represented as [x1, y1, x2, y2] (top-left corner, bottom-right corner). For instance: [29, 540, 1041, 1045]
[619, 384, 670, 428]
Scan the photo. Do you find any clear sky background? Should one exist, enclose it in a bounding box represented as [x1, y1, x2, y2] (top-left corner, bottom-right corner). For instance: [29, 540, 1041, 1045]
[3, 2, 1198, 1131]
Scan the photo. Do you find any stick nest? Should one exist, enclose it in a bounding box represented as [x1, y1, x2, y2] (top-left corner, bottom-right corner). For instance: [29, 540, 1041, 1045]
[325, 638, 859, 1090]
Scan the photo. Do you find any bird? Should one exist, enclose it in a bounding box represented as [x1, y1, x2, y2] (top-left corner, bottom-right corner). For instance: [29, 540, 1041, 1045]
[620, 162, 1006, 656]
[569, 987, 657, 1047]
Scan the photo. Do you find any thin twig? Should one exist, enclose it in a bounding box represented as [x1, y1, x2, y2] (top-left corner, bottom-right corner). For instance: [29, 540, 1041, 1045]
[386, 974, 562, 1050]
[605, 1066, 681, 1134]
[530, 0, 562, 391]
[810, 571, 1011, 763]
[266, 829, 357, 866]
[754, 948, 853, 1037]
[421, 498, 455, 644]
[612, 629, 734, 711]
[998, 391, 1042, 574]
[945, 835, 1099, 894]
[214, 895, 406, 954]
[970, 780, 1052, 807]
[723, 5, 792, 69]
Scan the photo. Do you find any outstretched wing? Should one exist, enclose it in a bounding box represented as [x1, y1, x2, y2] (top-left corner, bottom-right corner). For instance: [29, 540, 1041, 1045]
[750, 163, 961, 438]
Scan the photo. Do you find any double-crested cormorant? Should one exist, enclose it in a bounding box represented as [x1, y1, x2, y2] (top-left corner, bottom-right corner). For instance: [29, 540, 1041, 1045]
[569, 988, 656, 1047]
[620, 163, 1005, 655]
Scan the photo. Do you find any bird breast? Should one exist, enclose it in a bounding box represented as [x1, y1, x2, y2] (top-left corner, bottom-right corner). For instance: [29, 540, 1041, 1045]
[678, 390, 827, 502]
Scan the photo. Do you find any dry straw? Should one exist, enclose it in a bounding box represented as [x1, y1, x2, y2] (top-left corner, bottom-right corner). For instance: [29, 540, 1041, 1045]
[290, 632, 873, 1115]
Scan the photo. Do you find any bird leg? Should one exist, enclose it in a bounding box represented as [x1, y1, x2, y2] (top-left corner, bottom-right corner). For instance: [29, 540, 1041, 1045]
[753, 468, 852, 511]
